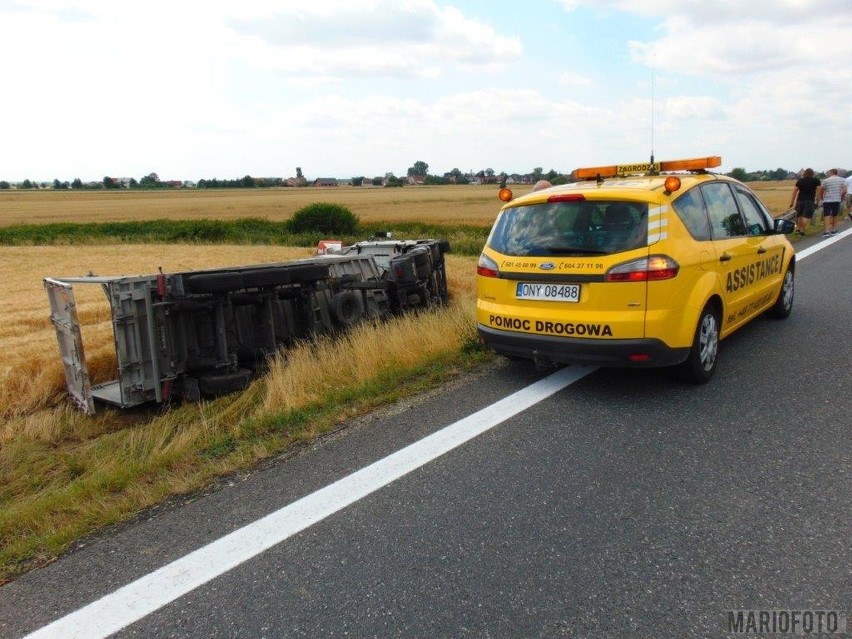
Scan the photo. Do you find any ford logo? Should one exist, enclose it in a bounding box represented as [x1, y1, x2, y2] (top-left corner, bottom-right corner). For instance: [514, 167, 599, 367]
[540, 262, 556, 271]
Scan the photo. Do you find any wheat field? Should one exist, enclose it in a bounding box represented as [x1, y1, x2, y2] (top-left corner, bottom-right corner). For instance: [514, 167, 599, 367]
[0, 181, 795, 229]
[0, 185, 511, 228]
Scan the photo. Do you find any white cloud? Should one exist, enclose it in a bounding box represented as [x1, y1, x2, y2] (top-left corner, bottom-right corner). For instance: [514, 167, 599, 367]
[226, 0, 522, 79]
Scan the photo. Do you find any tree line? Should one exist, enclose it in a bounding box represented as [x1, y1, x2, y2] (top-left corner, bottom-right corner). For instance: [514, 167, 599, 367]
[1, 163, 846, 191]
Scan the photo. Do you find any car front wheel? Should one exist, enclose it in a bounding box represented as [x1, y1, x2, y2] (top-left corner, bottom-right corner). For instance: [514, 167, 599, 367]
[766, 266, 794, 319]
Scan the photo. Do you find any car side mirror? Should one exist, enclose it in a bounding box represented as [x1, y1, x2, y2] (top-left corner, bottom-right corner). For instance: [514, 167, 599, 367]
[774, 218, 795, 235]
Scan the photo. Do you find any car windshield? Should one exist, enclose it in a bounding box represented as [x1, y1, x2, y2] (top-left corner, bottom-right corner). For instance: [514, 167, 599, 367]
[487, 200, 649, 257]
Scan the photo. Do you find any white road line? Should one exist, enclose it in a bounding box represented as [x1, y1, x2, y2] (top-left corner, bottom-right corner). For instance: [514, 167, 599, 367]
[24, 365, 595, 639]
[794, 226, 851, 262]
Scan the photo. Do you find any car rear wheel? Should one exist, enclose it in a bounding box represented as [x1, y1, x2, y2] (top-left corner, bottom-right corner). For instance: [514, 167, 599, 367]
[766, 266, 794, 319]
[670, 303, 719, 384]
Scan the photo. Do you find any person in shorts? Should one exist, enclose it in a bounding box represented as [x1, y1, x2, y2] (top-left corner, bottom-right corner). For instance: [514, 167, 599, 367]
[845, 172, 852, 219]
[817, 168, 848, 236]
[790, 168, 820, 235]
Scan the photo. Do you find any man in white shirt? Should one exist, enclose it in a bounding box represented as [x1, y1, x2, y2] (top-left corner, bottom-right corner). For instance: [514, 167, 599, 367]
[817, 169, 848, 235]
[845, 172, 852, 220]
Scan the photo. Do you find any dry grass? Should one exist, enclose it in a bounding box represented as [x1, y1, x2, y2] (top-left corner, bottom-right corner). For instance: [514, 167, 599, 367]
[263, 302, 475, 414]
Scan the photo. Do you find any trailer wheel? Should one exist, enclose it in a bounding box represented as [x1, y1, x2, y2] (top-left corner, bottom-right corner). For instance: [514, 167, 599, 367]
[288, 264, 330, 283]
[197, 368, 252, 396]
[332, 290, 364, 327]
[242, 268, 292, 288]
[185, 272, 244, 294]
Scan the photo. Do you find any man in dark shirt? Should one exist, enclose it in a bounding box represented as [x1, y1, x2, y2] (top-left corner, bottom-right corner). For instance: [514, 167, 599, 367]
[790, 168, 821, 235]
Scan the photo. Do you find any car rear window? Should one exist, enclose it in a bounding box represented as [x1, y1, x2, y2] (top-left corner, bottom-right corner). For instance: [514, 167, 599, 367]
[487, 200, 649, 257]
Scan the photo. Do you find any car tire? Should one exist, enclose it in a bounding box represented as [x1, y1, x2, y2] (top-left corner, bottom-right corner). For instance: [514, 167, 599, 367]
[670, 302, 720, 384]
[766, 266, 794, 319]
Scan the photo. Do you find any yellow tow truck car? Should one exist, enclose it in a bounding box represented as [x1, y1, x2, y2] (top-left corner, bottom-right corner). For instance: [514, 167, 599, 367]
[476, 156, 796, 383]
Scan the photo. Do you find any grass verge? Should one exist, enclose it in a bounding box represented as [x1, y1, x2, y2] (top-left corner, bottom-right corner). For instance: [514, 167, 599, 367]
[0, 219, 490, 256]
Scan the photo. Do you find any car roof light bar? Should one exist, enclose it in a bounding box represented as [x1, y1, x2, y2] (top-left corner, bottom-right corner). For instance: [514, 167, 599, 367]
[571, 156, 722, 180]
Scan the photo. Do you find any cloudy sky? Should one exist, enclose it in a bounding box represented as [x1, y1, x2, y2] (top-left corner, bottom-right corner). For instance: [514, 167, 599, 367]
[1, 0, 850, 183]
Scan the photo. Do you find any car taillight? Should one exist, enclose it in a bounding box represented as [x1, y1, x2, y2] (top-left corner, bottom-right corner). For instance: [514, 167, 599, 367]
[477, 253, 500, 278]
[606, 255, 679, 282]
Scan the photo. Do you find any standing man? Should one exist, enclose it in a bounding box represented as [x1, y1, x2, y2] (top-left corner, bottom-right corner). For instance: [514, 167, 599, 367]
[790, 168, 821, 235]
[817, 168, 848, 236]
[845, 171, 852, 221]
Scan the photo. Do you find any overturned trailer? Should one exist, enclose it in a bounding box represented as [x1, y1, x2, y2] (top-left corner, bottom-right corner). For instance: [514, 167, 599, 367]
[45, 237, 450, 414]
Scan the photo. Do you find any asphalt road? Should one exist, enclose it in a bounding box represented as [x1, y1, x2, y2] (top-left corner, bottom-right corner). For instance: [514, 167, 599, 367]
[2, 231, 850, 639]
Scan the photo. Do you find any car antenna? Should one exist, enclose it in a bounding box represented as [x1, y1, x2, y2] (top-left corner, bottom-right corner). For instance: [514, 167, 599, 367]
[648, 52, 658, 175]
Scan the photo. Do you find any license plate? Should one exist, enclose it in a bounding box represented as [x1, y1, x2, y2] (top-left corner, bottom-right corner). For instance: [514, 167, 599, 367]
[515, 282, 580, 302]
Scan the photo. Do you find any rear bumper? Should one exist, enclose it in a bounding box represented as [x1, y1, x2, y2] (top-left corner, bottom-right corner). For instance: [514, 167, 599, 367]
[477, 324, 689, 368]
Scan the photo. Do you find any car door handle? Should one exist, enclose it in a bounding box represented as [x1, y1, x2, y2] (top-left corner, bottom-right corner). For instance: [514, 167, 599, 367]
[719, 253, 732, 262]
[757, 246, 767, 254]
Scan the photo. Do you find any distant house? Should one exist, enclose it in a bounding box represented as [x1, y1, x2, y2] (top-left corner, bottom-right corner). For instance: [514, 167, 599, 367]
[406, 175, 426, 185]
[313, 178, 339, 187]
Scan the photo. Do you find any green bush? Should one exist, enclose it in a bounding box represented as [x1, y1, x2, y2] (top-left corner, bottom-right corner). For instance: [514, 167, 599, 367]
[286, 202, 359, 235]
